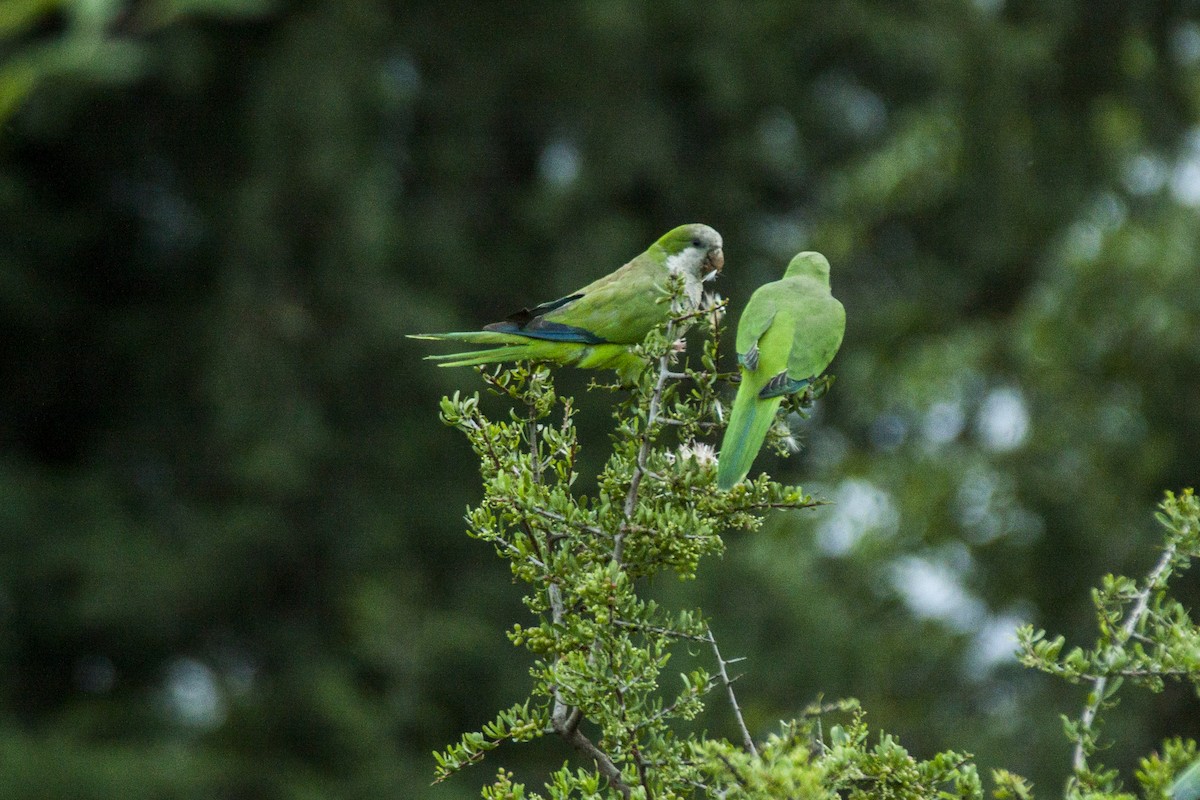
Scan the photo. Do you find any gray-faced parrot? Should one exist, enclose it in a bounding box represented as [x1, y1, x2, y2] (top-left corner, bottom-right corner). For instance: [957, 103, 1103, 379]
[716, 251, 845, 490]
[410, 224, 724, 382]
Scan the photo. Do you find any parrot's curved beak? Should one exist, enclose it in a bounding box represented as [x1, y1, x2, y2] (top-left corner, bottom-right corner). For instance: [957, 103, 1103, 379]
[703, 247, 724, 281]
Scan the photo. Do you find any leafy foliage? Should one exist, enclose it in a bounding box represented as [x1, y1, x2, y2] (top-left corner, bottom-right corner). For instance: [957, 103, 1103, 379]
[1018, 490, 1200, 800]
[432, 295, 1200, 798]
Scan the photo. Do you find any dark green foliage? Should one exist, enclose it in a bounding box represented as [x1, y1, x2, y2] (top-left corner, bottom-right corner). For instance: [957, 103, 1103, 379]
[4, 0, 1200, 797]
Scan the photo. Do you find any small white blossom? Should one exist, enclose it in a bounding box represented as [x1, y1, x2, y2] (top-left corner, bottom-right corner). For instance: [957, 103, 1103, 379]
[771, 420, 801, 453]
[677, 441, 717, 466]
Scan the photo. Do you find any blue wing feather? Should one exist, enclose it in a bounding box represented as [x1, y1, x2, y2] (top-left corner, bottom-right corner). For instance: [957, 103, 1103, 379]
[482, 319, 608, 344]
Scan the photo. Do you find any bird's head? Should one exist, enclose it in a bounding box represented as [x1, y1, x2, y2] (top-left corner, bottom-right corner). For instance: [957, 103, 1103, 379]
[656, 223, 724, 281]
[783, 251, 831, 285]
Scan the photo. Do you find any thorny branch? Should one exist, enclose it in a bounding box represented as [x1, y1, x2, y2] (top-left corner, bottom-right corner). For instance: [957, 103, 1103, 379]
[707, 628, 759, 758]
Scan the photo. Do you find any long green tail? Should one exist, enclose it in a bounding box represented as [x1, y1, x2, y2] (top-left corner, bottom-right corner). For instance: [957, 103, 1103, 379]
[410, 331, 569, 368]
[410, 331, 644, 378]
[408, 331, 527, 345]
[716, 380, 784, 490]
[425, 342, 557, 368]
[417, 333, 571, 367]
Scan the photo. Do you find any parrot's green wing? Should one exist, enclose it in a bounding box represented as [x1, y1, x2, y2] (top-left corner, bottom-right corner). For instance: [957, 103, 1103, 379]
[734, 287, 777, 370]
[536, 255, 670, 343]
[785, 285, 846, 382]
[476, 239, 680, 346]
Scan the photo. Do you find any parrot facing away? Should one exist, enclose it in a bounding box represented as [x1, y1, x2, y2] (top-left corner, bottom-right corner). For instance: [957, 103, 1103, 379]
[716, 251, 845, 490]
[409, 224, 724, 381]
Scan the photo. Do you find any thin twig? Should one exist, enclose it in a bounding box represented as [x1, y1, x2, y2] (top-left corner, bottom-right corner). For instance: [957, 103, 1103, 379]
[488, 535, 546, 569]
[716, 752, 751, 788]
[707, 628, 758, 757]
[1074, 667, 1193, 680]
[635, 676, 720, 735]
[548, 576, 571, 730]
[632, 742, 654, 800]
[615, 321, 677, 565]
[1072, 541, 1177, 772]
[741, 499, 829, 511]
[531, 507, 608, 538]
[545, 587, 629, 794]
[471, 409, 506, 474]
[659, 417, 720, 429]
[521, 402, 552, 566]
[613, 618, 709, 643]
[527, 399, 543, 484]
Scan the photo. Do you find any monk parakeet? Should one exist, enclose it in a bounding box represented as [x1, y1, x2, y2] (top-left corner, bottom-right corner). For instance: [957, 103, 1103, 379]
[410, 224, 724, 380]
[716, 251, 845, 490]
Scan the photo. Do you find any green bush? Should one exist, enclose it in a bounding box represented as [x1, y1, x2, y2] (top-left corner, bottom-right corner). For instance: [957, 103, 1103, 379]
[432, 299, 1200, 799]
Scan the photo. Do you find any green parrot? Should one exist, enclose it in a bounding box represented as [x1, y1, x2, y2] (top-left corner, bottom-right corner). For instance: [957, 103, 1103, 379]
[410, 224, 724, 381]
[716, 251, 845, 490]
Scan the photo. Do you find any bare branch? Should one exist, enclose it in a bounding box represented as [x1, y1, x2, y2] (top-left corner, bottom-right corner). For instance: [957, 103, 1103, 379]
[613, 677, 654, 799]
[1074, 667, 1195, 680]
[552, 713, 634, 798]
[616, 338, 675, 565]
[707, 628, 758, 758]
[659, 417, 720, 429]
[489, 536, 546, 570]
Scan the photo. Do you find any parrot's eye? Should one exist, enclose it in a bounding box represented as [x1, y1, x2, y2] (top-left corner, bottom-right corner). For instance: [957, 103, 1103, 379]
[691, 238, 702, 247]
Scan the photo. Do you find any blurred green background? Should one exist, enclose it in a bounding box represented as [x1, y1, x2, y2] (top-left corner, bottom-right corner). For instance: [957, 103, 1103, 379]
[3, 0, 1200, 797]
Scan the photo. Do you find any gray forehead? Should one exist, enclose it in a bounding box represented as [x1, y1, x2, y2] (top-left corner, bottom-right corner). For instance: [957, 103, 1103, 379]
[689, 225, 722, 246]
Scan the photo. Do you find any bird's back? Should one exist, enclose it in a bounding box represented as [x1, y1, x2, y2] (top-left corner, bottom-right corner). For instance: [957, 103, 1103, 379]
[780, 276, 844, 381]
[539, 253, 666, 344]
